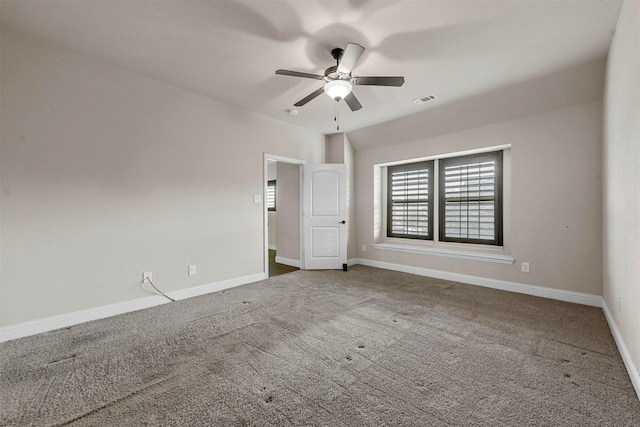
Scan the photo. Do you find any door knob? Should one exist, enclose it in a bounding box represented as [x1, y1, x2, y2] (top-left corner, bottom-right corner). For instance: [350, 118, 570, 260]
[339, 220, 346, 224]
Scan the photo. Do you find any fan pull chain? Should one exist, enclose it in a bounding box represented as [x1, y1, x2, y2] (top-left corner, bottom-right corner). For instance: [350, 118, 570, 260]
[335, 100, 340, 131]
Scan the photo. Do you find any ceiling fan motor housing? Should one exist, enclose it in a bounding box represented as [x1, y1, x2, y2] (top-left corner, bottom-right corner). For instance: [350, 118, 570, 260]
[328, 48, 352, 80]
[324, 65, 343, 81]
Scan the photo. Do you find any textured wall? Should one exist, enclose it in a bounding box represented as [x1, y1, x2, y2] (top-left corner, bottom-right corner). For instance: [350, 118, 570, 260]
[603, 0, 640, 385]
[275, 163, 300, 262]
[354, 101, 603, 295]
[325, 133, 357, 261]
[0, 31, 323, 326]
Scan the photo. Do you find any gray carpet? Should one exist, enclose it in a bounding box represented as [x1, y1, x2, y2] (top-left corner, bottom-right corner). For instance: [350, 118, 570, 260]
[1, 266, 639, 426]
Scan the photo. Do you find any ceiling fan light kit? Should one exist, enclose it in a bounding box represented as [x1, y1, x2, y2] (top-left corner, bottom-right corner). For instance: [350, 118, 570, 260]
[324, 80, 352, 100]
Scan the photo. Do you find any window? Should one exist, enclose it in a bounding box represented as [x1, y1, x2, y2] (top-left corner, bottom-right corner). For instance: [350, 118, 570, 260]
[439, 151, 502, 245]
[267, 180, 276, 211]
[386, 150, 503, 246]
[387, 161, 434, 239]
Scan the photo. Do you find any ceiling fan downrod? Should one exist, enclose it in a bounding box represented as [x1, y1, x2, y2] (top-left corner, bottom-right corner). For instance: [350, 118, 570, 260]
[331, 48, 344, 65]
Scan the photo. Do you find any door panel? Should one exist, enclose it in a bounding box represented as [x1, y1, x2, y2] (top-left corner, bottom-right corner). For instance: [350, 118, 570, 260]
[311, 171, 340, 216]
[311, 227, 340, 257]
[303, 164, 347, 270]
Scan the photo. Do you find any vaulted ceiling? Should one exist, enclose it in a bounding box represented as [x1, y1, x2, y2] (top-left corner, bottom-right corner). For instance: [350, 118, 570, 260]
[0, 0, 622, 136]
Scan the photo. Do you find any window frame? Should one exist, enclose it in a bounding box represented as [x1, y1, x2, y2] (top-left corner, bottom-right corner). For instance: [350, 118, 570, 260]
[438, 151, 503, 246]
[384, 150, 504, 247]
[386, 160, 434, 240]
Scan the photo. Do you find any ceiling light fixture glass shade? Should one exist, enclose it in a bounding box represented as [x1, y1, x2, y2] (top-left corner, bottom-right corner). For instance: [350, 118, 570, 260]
[324, 80, 352, 101]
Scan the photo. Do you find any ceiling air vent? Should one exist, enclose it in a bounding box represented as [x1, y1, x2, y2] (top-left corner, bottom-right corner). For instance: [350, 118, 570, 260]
[413, 94, 438, 104]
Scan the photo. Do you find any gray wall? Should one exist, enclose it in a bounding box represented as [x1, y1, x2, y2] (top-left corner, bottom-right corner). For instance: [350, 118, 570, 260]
[0, 31, 323, 326]
[275, 163, 300, 262]
[325, 133, 356, 261]
[604, 0, 640, 383]
[352, 98, 603, 295]
[344, 134, 356, 262]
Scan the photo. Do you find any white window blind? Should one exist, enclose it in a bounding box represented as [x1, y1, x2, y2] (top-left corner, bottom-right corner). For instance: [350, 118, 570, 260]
[387, 161, 433, 239]
[439, 151, 502, 245]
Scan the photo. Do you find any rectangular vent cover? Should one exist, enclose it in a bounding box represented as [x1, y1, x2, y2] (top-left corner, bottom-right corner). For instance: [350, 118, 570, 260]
[413, 94, 438, 104]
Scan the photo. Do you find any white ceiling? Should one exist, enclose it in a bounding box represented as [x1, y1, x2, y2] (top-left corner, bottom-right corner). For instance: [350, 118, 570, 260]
[0, 0, 622, 135]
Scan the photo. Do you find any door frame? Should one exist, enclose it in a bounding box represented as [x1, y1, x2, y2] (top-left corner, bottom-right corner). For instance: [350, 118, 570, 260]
[263, 153, 306, 277]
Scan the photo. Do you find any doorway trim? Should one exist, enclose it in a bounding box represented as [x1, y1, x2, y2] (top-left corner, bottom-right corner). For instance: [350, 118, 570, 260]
[263, 153, 306, 277]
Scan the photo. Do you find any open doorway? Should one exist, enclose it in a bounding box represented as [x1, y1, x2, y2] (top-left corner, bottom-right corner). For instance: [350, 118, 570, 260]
[264, 154, 304, 277]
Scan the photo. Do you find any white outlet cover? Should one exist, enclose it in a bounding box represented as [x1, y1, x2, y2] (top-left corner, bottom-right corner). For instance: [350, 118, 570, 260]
[188, 265, 196, 275]
[254, 195, 262, 203]
[143, 271, 152, 283]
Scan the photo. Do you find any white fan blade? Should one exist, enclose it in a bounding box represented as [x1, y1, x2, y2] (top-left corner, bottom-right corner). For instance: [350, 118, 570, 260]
[337, 43, 365, 75]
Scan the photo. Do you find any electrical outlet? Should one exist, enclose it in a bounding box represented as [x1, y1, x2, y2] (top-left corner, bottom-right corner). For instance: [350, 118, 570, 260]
[188, 265, 197, 276]
[362, 244, 366, 252]
[254, 194, 262, 203]
[521, 262, 530, 273]
[142, 271, 152, 283]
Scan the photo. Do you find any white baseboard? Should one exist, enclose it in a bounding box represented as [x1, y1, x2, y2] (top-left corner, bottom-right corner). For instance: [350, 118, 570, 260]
[0, 296, 168, 344]
[353, 258, 602, 307]
[602, 301, 640, 400]
[0, 272, 267, 343]
[169, 273, 266, 300]
[275, 256, 300, 268]
[347, 258, 358, 267]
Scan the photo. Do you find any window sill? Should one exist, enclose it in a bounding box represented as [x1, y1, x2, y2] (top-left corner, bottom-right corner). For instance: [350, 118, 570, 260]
[372, 242, 514, 265]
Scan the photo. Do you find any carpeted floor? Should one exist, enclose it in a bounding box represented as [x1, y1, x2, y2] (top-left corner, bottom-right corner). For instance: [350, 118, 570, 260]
[1, 266, 639, 426]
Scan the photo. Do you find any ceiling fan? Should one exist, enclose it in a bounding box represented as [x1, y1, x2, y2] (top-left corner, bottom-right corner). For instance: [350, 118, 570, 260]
[275, 43, 405, 112]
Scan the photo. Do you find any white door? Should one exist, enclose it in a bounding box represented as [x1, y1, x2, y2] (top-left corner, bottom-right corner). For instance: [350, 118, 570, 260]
[302, 164, 347, 270]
